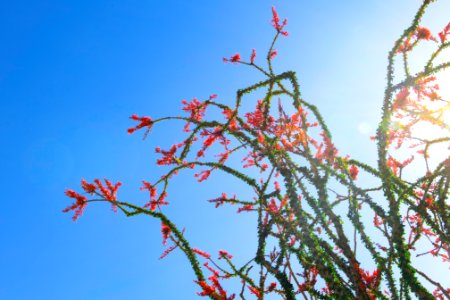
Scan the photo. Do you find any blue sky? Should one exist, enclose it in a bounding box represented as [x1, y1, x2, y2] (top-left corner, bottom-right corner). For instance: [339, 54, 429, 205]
[1, 1, 449, 299]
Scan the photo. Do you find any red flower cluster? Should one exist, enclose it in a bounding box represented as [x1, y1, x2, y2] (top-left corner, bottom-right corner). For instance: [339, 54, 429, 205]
[182, 98, 208, 132]
[438, 22, 450, 43]
[81, 179, 96, 194]
[247, 286, 261, 298]
[222, 108, 238, 132]
[161, 222, 171, 245]
[416, 26, 435, 41]
[398, 26, 436, 53]
[271, 6, 288, 36]
[237, 204, 254, 213]
[195, 169, 212, 182]
[245, 100, 274, 129]
[127, 114, 153, 134]
[266, 196, 288, 215]
[193, 248, 211, 259]
[373, 214, 384, 228]
[313, 132, 338, 163]
[413, 76, 439, 100]
[348, 165, 359, 180]
[356, 266, 381, 300]
[63, 190, 87, 221]
[208, 192, 237, 208]
[250, 49, 256, 64]
[298, 266, 319, 292]
[93, 178, 121, 202]
[269, 49, 278, 60]
[433, 287, 450, 300]
[63, 178, 122, 221]
[386, 156, 414, 176]
[195, 276, 235, 300]
[195, 125, 230, 165]
[223, 53, 241, 64]
[242, 151, 268, 173]
[218, 250, 233, 260]
[140, 181, 168, 210]
[201, 127, 229, 150]
[156, 145, 179, 166]
[392, 87, 410, 110]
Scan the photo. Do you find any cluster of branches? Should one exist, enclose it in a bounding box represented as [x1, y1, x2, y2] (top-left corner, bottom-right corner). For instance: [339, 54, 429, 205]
[64, 2, 450, 299]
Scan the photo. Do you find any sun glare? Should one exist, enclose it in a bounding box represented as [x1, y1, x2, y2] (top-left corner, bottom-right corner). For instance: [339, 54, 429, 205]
[390, 69, 450, 173]
[409, 73, 450, 164]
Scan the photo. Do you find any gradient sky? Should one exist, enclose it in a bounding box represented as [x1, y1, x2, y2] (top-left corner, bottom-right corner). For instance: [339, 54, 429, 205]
[1, 1, 449, 299]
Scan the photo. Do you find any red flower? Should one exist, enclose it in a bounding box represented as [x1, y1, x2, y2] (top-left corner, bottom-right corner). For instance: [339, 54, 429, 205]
[392, 87, 410, 110]
[223, 53, 241, 63]
[257, 132, 265, 144]
[438, 22, 450, 43]
[250, 48, 256, 64]
[266, 198, 276, 214]
[373, 214, 383, 227]
[195, 280, 216, 297]
[271, 6, 288, 36]
[193, 248, 211, 259]
[269, 50, 278, 60]
[416, 26, 435, 41]
[127, 114, 153, 134]
[349, 165, 359, 180]
[93, 178, 121, 202]
[230, 53, 240, 62]
[64, 178, 121, 220]
[267, 282, 277, 292]
[203, 262, 220, 277]
[195, 276, 236, 299]
[237, 204, 253, 213]
[314, 132, 338, 163]
[425, 196, 434, 207]
[182, 98, 208, 132]
[141, 181, 157, 199]
[355, 264, 381, 291]
[248, 286, 261, 299]
[182, 98, 206, 120]
[156, 145, 178, 166]
[81, 179, 96, 194]
[141, 181, 169, 210]
[245, 100, 274, 129]
[260, 163, 269, 172]
[386, 156, 414, 176]
[208, 192, 237, 208]
[201, 126, 227, 149]
[433, 287, 450, 300]
[88, 178, 121, 212]
[195, 169, 212, 182]
[159, 244, 178, 260]
[274, 181, 281, 191]
[218, 250, 233, 259]
[397, 38, 412, 53]
[63, 189, 88, 221]
[222, 108, 238, 132]
[197, 149, 205, 158]
[161, 222, 171, 245]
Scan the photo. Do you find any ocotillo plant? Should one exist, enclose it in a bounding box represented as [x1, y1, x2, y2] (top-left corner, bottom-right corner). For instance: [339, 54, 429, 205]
[64, 2, 450, 299]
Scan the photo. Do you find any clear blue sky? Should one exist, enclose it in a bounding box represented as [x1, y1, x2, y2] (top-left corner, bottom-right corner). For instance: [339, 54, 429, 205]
[1, 1, 449, 299]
